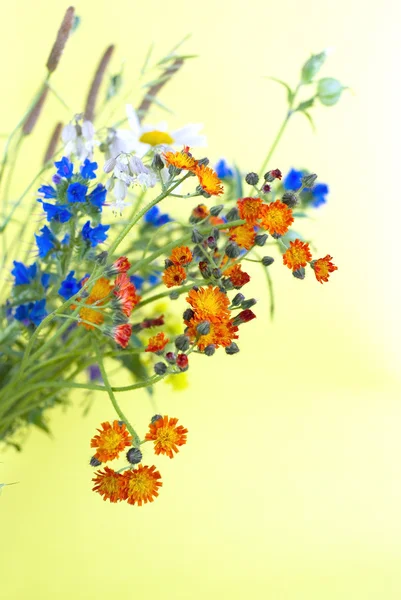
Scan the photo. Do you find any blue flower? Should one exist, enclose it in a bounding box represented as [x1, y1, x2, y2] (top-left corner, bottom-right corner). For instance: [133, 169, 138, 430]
[130, 275, 144, 290]
[15, 299, 47, 327]
[38, 184, 57, 199]
[81, 221, 110, 247]
[88, 184, 107, 210]
[283, 168, 303, 191]
[54, 157, 74, 180]
[80, 159, 98, 180]
[311, 183, 329, 208]
[58, 271, 80, 299]
[11, 261, 37, 285]
[144, 205, 172, 227]
[67, 182, 88, 203]
[39, 200, 72, 223]
[35, 226, 57, 258]
[41, 273, 51, 289]
[88, 364, 102, 382]
[147, 272, 161, 286]
[215, 158, 234, 179]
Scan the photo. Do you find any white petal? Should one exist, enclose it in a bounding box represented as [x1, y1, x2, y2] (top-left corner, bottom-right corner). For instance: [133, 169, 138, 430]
[114, 179, 128, 201]
[62, 123, 77, 143]
[82, 121, 95, 140]
[126, 105, 141, 136]
[103, 158, 116, 173]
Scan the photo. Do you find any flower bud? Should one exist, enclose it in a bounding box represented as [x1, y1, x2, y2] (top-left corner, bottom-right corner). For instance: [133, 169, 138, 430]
[226, 207, 239, 222]
[262, 256, 275, 266]
[206, 236, 216, 249]
[95, 250, 108, 265]
[302, 173, 318, 188]
[151, 414, 162, 423]
[212, 228, 220, 241]
[183, 308, 195, 321]
[225, 242, 241, 259]
[165, 258, 173, 268]
[212, 268, 222, 279]
[192, 245, 204, 259]
[292, 267, 305, 280]
[317, 77, 344, 106]
[264, 169, 282, 182]
[255, 233, 268, 246]
[282, 192, 299, 208]
[232, 292, 245, 306]
[176, 353, 189, 371]
[152, 153, 164, 170]
[210, 204, 224, 216]
[272, 233, 281, 240]
[245, 172, 259, 186]
[301, 51, 327, 84]
[225, 342, 240, 355]
[204, 344, 216, 356]
[197, 185, 212, 199]
[197, 157, 210, 167]
[196, 320, 210, 336]
[233, 309, 256, 326]
[175, 334, 190, 351]
[262, 183, 271, 194]
[90, 456, 102, 467]
[127, 447, 142, 465]
[191, 228, 204, 244]
[165, 351, 177, 364]
[169, 290, 180, 300]
[199, 261, 212, 279]
[154, 362, 167, 375]
[241, 298, 257, 309]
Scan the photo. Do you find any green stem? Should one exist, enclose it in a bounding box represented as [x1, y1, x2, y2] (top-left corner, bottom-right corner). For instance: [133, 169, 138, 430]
[95, 342, 140, 445]
[258, 115, 290, 178]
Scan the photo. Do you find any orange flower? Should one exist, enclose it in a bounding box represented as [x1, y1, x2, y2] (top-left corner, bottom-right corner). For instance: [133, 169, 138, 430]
[186, 285, 230, 323]
[170, 246, 193, 266]
[146, 332, 170, 353]
[77, 277, 113, 330]
[90, 420, 132, 462]
[237, 197, 263, 225]
[113, 324, 132, 348]
[312, 255, 338, 284]
[210, 216, 226, 227]
[121, 465, 162, 506]
[195, 164, 224, 196]
[162, 264, 187, 288]
[107, 256, 131, 276]
[224, 264, 251, 288]
[145, 415, 188, 459]
[259, 200, 294, 236]
[283, 239, 312, 271]
[163, 149, 198, 171]
[92, 467, 125, 503]
[191, 204, 209, 220]
[229, 224, 256, 250]
[114, 273, 141, 316]
[185, 317, 239, 351]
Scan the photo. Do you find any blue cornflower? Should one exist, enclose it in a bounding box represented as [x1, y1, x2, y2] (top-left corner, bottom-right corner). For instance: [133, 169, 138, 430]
[15, 299, 47, 327]
[54, 157, 74, 180]
[311, 183, 329, 208]
[130, 275, 144, 290]
[283, 168, 303, 191]
[11, 261, 37, 285]
[80, 159, 98, 180]
[215, 158, 234, 179]
[67, 182, 88, 203]
[39, 200, 72, 223]
[81, 221, 110, 247]
[38, 184, 57, 199]
[35, 226, 57, 258]
[144, 205, 172, 227]
[58, 271, 80, 299]
[88, 184, 107, 210]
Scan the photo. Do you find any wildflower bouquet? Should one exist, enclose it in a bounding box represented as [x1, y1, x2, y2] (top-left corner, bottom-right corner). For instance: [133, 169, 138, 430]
[0, 7, 344, 505]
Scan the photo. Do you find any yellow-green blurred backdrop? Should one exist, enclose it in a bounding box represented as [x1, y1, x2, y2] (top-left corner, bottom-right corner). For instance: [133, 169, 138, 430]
[1, 0, 401, 598]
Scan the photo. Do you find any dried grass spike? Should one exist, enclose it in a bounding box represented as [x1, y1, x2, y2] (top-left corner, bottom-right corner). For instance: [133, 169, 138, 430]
[84, 45, 115, 122]
[46, 6, 75, 73]
[137, 58, 184, 122]
[22, 87, 49, 136]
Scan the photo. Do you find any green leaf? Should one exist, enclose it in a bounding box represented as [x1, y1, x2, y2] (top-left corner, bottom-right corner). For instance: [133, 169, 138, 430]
[298, 110, 316, 132]
[295, 97, 315, 112]
[266, 77, 294, 105]
[157, 54, 198, 65]
[292, 211, 310, 218]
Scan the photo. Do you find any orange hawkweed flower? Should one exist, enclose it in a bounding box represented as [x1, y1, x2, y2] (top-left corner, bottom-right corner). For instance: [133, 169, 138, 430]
[237, 197, 263, 225]
[312, 255, 338, 283]
[145, 415, 188, 459]
[195, 164, 224, 196]
[283, 239, 312, 271]
[185, 317, 239, 351]
[121, 465, 162, 506]
[90, 420, 132, 462]
[146, 331, 170, 353]
[229, 224, 256, 250]
[162, 264, 187, 288]
[191, 204, 209, 220]
[170, 246, 193, 266]
[186, 285, 230, 323]
[113, 323, 132, 348]
[259, 200, 294, 236]
[224, 264, 251, 288]
[114, 273, 141, 317]
[163, 150, 198, 171]
[92, 467, 125, 503]
[77, 277, 113, 330]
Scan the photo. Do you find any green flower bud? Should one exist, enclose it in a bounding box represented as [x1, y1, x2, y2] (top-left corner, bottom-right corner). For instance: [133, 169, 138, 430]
[301, 51, 327, 84]
[317, 78, 344, 106]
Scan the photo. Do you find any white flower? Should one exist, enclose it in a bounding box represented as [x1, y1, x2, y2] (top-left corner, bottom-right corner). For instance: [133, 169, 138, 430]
[61, 117, 99, 162]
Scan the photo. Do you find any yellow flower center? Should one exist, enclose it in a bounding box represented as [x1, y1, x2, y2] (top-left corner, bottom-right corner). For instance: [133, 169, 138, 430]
[102, 430, 124, 452]
[101, 475, 120, 495]
[128, 471, 154, 496]
[157, 427, 179, 448]
[140, 130, 174, 146]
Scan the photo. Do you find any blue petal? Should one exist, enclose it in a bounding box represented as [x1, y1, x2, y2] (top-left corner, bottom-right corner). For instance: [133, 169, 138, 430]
[38, 184, 57, 199]
[11, 261, 37, 285]
[80, 158, 98, 180]
[88, 184, 107, 209]
[41, 273, 51, 289]
[215, 158, 234, 179]
[54, 157, 74, 180]
[35, 226, 56, 258]
[67, 182, 88, 203]
[283, 168, 303, 191]
[58, 271, 80, 299]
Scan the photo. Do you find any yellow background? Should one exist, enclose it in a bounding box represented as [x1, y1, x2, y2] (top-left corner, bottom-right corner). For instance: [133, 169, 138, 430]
[1, 0, 401, 598]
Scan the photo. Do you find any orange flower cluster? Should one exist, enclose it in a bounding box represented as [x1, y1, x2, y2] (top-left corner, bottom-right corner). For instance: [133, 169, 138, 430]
[91, 415, 188, 505]
[162, 245, 193, 288]
[282, 239, 338, 283]
[224, 264, 251, 288]
[163, 149, 224, 196]
[146, 331, 169, 353]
